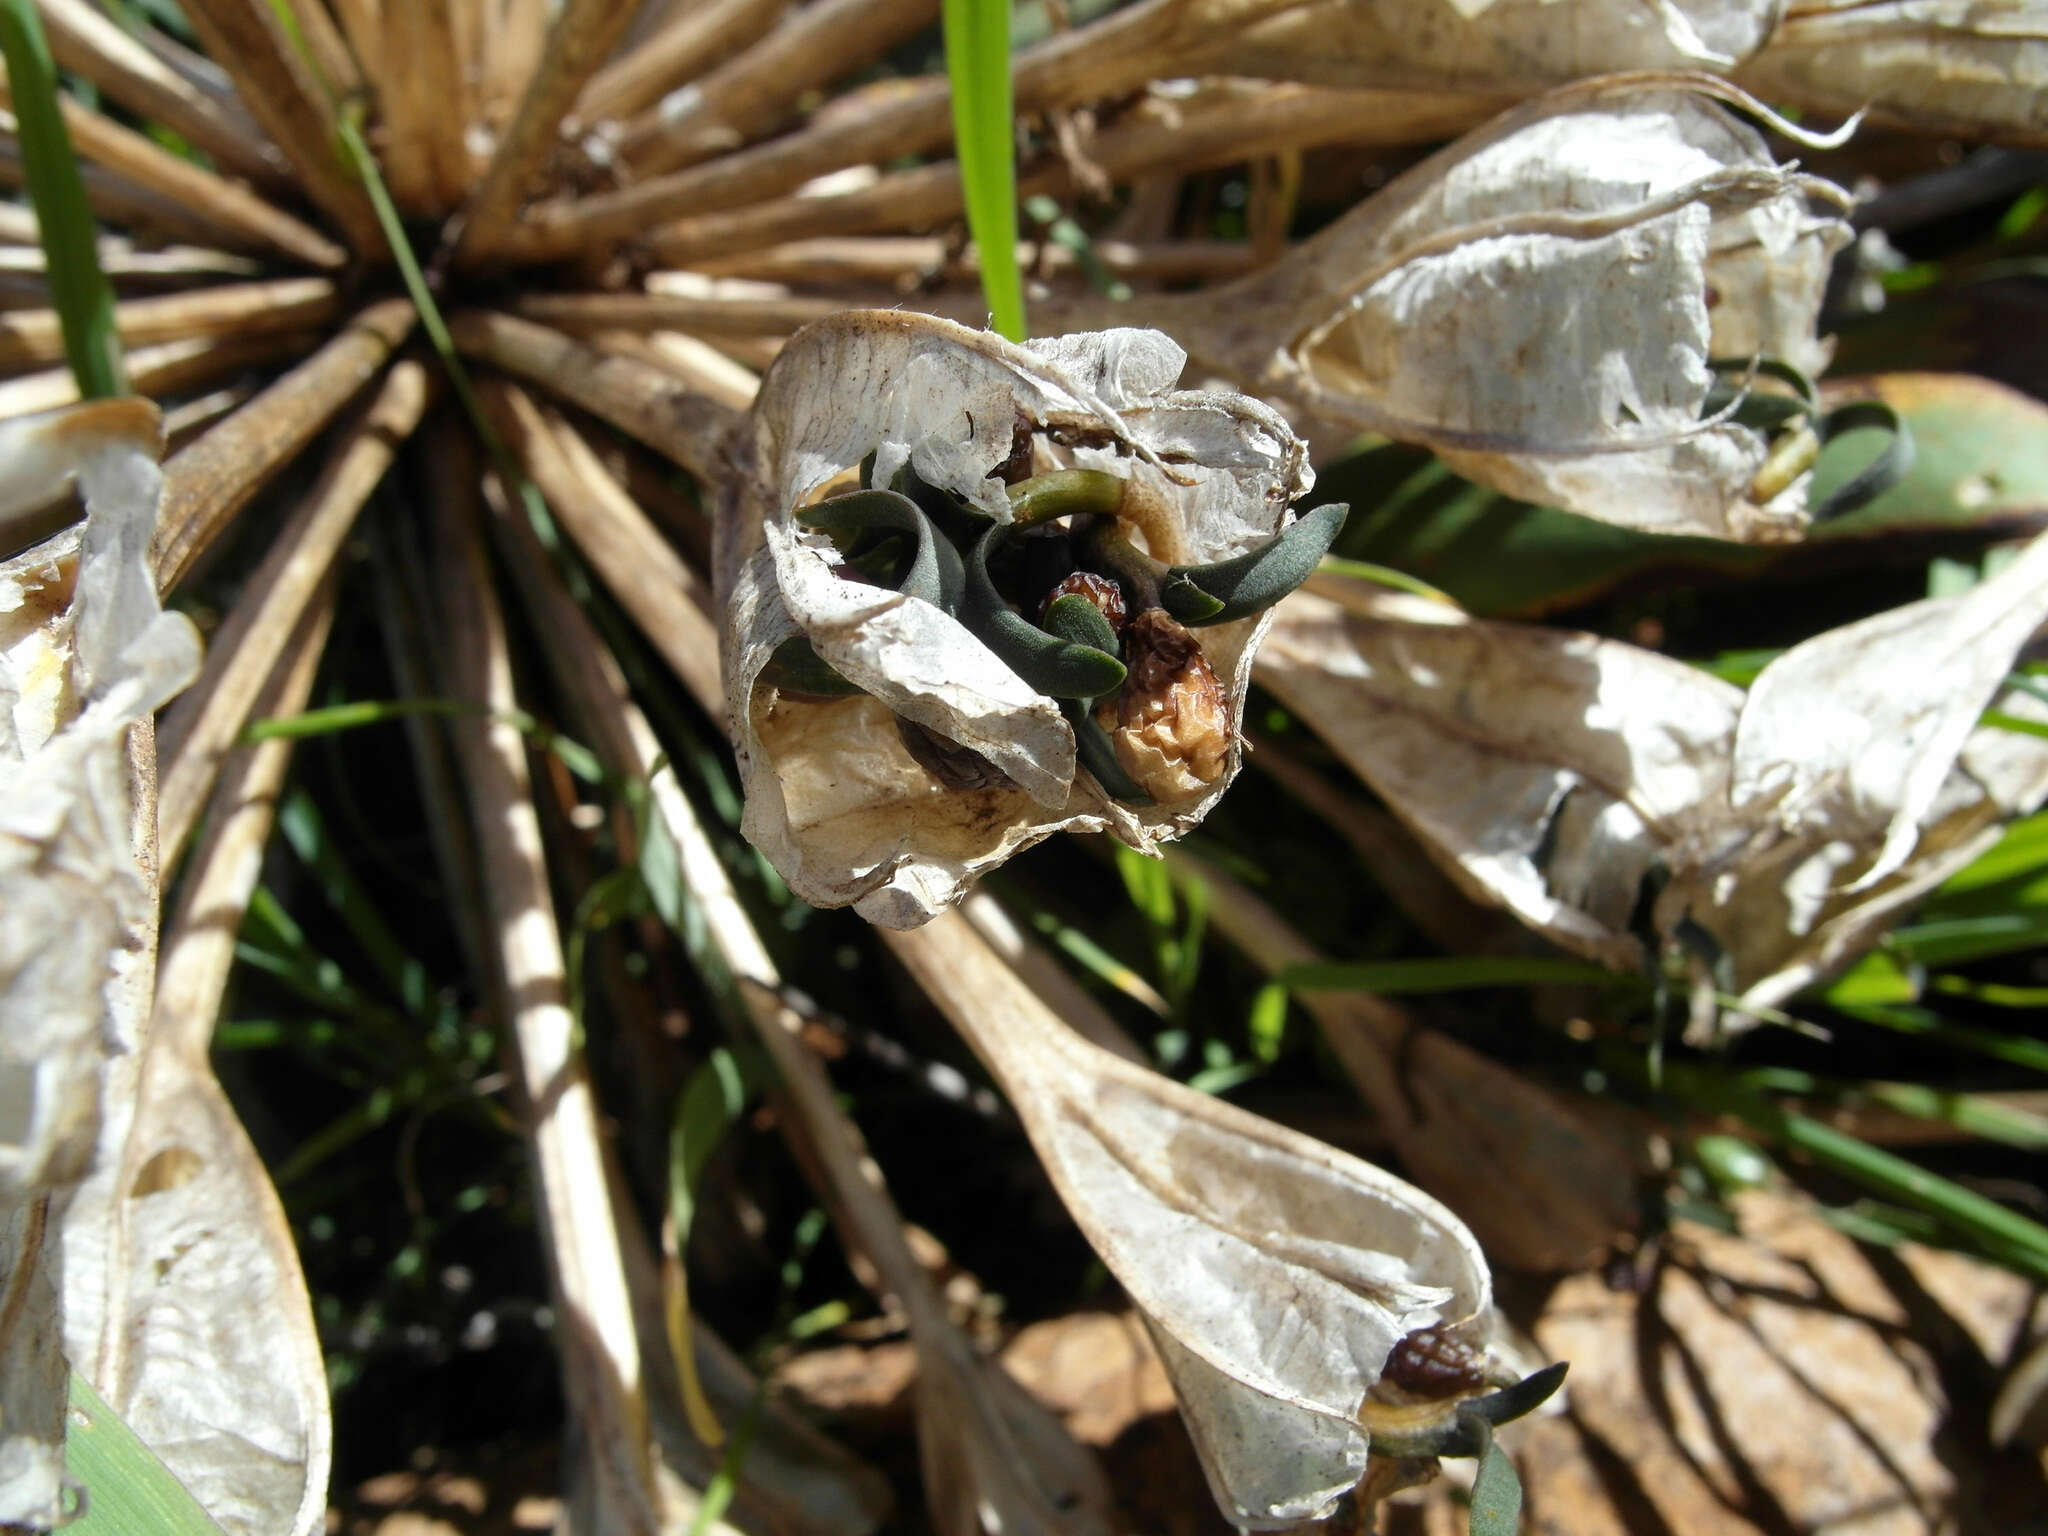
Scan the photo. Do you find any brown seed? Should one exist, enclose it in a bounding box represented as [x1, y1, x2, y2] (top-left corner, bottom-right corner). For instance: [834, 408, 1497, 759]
[896, 717, 1014, 792]
[1110, 608, 1230, 803]
[1040, 569, 1127, 631]
[1382, 1326, 1490, 1400]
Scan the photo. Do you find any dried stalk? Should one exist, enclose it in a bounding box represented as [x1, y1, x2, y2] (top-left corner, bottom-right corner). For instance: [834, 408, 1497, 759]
[0, 74, 343, 267]
[154, 468, 336, 1061]
[475, 377, 725, 715]
[371, 426, 490, 984]
[328, 0, 382, 81]
[69, 592, 336, 1536]
[436, 460, 661, 1536]
[0, 238, 263, 288]
[957, 891, 1151, 1065]
[505, 0, 1324, 262]
[0, 277, 338, 373]
[573, 0, 787, 127]
[0, 133, 282, 253]
[1158, 845, 1641, 1272]
[373, 1, 460, 214]
[449, 310, 736, 481]
[582, 330, 763, 415]
[687, 235, 1264, 286]
[153, 298, 416, 592]
[176, 0, 383, 252]
[283, 0, 363, 96]
[620, 0, 941, 177]
[485, 497, 1115, 1535]
[157, 361, 432, 868]
[450, 0, 644, 268]
[481, 0, 550, 130]
[511, 287, 918, 337]
[0, 329, 313, 421]
[36, 0, 289, 189]
[646, 82, 1496, 267]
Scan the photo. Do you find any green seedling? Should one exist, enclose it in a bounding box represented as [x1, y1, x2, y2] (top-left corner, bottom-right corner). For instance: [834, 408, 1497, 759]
[1008, 467, 1126, 526]
[1162, 503, 1351, 625]
[799, 487, 964, 609]
[964, 525, 1127, 698]
[1365, 1361, 1569, 1459]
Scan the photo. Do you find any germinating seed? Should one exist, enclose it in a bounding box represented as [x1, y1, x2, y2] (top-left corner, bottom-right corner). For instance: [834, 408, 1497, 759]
[783, 459, 1348, 804]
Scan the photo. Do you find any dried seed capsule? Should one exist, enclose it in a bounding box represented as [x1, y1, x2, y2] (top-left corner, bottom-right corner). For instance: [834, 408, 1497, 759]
[1111, 609, 1231, 803]
[1040, 570, 1126, 632]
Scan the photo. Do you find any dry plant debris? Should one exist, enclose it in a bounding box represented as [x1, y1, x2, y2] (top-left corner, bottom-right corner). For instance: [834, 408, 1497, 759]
[0, 2, 2043, 1535]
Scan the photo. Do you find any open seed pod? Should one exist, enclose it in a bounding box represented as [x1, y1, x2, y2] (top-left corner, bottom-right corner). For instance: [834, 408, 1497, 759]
[715, 310, 1320, 928]
[1188, 0, 1788, 89]
[885, 912, 1550, 1529]
[0, 399, 196, 1527]
[1046, 75, 1853, 541]
[1258, 554, 2048, 1036]
[1737, 0, 2048, 144]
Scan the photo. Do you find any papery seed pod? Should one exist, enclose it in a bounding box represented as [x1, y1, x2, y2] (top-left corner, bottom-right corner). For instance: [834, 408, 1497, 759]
[1111, 609, 1232, 804]
[1737, 0, 2048, 145]
[1189, 0, 1787, 89]
[1042, 75, 1854, 541]
[715, 310, 1311, 928]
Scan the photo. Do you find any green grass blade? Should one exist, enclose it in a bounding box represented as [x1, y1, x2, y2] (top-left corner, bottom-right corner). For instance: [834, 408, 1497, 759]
[943, 0, 1023, 341]
[667, 1048, 764, 1449]
[278, 788, 432, 1016]
[0, 0, 126, 396]
[1659, 1061, 2048, 1276]
[65, 1371, 227, 1535]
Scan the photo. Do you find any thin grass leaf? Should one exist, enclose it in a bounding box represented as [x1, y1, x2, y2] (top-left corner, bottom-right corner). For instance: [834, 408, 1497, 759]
[667, 1048, 763, 1450]
[943, 0, 1022, 341]
[1658, 1061, 2048, 1279]
[278, 789, 432, 1016]
[64, 1372, 228, 1536]
[0, 0, 125, 396]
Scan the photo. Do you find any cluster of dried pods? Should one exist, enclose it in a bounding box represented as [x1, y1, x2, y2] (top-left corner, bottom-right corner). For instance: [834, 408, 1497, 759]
[3, 2, 2048, 1535]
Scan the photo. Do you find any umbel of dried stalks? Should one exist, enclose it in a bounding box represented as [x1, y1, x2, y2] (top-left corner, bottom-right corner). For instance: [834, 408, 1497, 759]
[715, 309, 1318, 927]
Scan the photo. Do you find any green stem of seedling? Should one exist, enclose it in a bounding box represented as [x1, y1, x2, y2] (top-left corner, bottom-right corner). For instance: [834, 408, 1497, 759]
[0, 0, 126, 397]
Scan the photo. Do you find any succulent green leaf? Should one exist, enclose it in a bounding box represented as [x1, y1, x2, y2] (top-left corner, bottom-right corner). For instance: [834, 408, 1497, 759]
[965, 527, 1127, 699]
[1467, 1439, 1525, 1536]
[1165, 503, 1350, 625]
[1811, 399, 1914, 523]
[1039, 592, 1120, 660]
[799, 487, 963, 609]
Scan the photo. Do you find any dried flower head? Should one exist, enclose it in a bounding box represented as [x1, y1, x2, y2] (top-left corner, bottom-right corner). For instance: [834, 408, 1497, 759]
[715, 310, 1333, 928]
